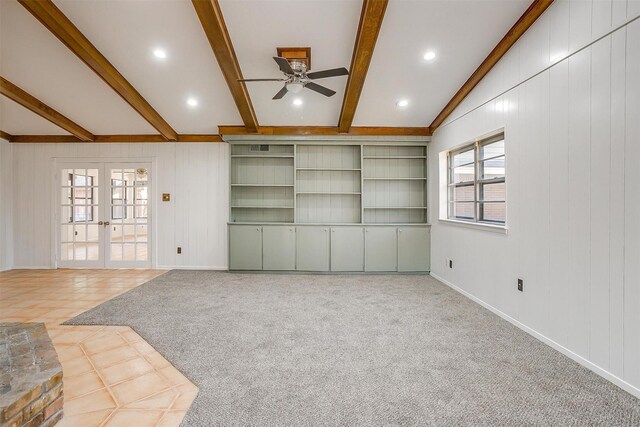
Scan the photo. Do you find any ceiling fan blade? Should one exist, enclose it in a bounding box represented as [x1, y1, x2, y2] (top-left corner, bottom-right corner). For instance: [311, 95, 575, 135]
[273, 57, 295, 75]
[272, 85, 288, 100]
[305, 82, 336, 97]
[238, 78, 286, 82]
[306, 67, 349, 80]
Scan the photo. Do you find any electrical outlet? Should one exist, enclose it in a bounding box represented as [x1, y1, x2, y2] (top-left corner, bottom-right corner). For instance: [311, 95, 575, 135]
[177, 247, 182, 254]
[517, 278, 523, 292]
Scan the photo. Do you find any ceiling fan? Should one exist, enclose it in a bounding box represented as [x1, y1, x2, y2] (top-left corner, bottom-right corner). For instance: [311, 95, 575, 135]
[238, 57, 349, 100]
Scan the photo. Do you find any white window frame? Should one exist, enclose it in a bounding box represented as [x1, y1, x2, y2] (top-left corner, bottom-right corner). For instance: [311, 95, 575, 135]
[447, 133, 505, 225]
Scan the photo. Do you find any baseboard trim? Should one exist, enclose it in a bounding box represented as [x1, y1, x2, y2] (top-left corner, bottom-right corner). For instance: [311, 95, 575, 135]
[157, 265, 228, 271]
[11, 266, 52, 270]
[430, 272, 640, 399]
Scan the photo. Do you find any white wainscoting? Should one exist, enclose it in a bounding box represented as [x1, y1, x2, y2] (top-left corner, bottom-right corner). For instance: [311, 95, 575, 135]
[11, 142, 229, 270]
[430, 0, 640, 394]
[0, 137, 13, 271]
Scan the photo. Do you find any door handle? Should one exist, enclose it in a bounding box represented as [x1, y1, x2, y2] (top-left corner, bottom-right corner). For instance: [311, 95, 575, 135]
[98, 221, 104, 225]
[104, 221, 110, 226]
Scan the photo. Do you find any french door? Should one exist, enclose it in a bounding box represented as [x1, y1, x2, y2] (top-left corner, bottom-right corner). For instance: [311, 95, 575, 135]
[57, 162, 152, 268]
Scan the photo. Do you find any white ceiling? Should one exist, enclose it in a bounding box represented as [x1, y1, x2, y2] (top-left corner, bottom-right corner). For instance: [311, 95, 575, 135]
[353, 0, 531, 127]
[0, 0, 532, 135]
[219, 0, 361, 126]
[54, 0, 242, 134]
[0, 98, 71, 135]
[0, 0, 156, 135]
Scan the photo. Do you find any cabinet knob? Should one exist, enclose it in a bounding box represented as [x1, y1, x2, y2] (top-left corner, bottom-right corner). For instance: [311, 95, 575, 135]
[256, 227, 260, 231]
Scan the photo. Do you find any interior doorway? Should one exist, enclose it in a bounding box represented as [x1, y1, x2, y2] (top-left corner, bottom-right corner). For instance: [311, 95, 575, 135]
[57, 162, 152, 268]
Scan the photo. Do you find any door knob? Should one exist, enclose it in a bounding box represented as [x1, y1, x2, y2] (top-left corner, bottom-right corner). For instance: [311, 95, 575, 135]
[98, 221, 104, 225]
[104, 221, 110, 226]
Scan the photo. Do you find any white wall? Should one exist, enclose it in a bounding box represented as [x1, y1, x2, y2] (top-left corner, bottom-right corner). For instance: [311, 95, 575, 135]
[429, 0, 640, 396]
[11, 142, 229, 269]
[0, 137, 13, 271]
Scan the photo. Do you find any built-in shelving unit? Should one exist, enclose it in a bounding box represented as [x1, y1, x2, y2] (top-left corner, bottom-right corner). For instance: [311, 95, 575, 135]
[228, 139, 431, 273]
[362, 145, 427, 224]
[229, 142, 427, 225]
[296, 145, 361, 224]
[230, 144, 294, 223]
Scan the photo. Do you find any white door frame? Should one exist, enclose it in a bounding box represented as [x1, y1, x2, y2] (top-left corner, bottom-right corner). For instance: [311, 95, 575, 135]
[51, 157, 157, 269]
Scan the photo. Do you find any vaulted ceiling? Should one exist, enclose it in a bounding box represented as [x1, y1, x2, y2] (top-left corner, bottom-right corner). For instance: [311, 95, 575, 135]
[0, 0, 539, 141]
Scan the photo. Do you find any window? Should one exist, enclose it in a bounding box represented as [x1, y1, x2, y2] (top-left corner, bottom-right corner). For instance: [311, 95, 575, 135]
[67, 173, 94, 222]
[448, 133, 505, 224]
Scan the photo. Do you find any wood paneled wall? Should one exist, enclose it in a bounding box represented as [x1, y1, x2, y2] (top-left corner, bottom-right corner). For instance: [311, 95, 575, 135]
[0, 138, 13, 271]
[430, 0, 640, 396]
[11, 142, 229, 269]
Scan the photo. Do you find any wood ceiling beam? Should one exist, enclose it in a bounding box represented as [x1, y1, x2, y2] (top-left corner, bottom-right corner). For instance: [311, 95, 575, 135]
[219, 125, 430, 137]
[8, 134, 223, 143]
[1, 76, 94, 141]
[0, 131, 12, 141]
[192, 0, 259, 132]
[338, 0, 389, 133]
[18, 0, 178, 141]
[429, 0, 554, 131]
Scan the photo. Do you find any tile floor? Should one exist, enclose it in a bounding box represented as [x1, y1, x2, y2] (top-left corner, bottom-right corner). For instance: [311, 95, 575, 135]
[0, 269, 198, 427]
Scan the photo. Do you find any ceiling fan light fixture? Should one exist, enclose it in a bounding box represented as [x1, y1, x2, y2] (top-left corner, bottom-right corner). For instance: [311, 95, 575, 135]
[293, 98, 303, 106]
[286, 82, 304, 94]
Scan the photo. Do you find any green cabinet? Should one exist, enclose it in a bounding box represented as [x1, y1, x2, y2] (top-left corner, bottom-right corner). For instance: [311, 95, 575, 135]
[229, 225, 262, 270]
[331, 227, 364, 271]
[365, 227, 398, 272]
[263, 226, 296, 270]
[398, 226, 430, 272]
[296, 226, 330, 271]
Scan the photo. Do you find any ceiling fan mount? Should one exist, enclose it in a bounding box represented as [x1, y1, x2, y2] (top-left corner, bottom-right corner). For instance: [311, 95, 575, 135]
[238, 56, 349, 100]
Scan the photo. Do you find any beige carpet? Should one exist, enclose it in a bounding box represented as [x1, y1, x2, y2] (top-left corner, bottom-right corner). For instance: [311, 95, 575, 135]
[68, 271, 640, 426]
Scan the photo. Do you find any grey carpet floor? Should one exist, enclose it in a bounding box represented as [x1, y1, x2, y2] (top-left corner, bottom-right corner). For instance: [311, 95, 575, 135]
[66, 271, 640, 426]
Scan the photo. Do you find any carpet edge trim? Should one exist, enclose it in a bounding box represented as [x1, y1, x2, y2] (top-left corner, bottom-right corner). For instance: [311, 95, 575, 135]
[430, 273, 640, 399]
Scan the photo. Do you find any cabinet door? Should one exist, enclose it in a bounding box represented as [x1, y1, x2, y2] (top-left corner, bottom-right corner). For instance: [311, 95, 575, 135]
[229, 225, 262, 270]
[331, 227, 364, 271]
[398, 226, 430, 272]
[296, 226, 330, 271]
[365, 227, 398, 272]
[263, 226, 296, 270]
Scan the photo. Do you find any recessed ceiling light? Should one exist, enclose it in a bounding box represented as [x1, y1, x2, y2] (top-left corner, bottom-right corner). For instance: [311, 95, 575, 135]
[396, 99, 409, 108]
[153, 48, 167, 59]
[293, 98, 303, 106]
[186, 98, 198, 107]
[423, 51, 436, 61]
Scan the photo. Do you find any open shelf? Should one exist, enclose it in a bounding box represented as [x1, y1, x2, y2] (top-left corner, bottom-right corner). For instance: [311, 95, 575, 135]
[231, 155, 294, 158]
[230, 143, 428, 225]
